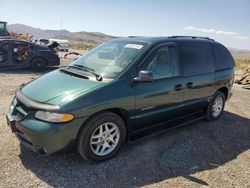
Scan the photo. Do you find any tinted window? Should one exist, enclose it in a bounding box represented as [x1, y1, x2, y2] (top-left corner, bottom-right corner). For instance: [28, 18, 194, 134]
[181, 42, 214, 76]
[0, 46, 8, 63]
[141, 45, 180, 79]
[212, 43, 235, 71]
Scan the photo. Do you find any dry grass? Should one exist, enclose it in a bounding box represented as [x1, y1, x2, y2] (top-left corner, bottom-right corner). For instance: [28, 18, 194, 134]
[234, 58, 250, 71]
[69, 42, 96, 51]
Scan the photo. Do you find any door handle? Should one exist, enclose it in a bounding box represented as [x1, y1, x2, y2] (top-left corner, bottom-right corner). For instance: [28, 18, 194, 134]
[175, 84, 183, 91]
[186, 82, 193, 88]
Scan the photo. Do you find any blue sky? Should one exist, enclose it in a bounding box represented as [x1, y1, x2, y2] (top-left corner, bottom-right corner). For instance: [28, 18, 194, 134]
[1, 0, 250, 49]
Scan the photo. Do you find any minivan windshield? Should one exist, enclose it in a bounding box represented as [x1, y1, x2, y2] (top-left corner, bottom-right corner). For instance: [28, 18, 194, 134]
[70, 40, 148, 79]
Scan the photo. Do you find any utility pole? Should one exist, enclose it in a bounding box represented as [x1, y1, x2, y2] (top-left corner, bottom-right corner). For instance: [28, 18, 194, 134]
[60, 20, 63, 40]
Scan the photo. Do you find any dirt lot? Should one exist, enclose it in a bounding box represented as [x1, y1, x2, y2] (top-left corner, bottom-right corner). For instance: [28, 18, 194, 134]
[0, 59, 250, 187]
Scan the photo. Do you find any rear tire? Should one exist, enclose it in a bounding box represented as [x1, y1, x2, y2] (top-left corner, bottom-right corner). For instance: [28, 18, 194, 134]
[77, 112, 126, 162]
[206, 91, 225, 121]
[31, 58, 46, 72]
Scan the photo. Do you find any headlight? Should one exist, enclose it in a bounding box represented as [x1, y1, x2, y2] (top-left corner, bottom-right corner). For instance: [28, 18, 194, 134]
[35, 111, 74, 123]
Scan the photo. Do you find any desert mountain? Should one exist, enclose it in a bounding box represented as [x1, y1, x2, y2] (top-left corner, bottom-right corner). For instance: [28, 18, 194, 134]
[6, 24, 250, 58]
[7, 24, 115, 44]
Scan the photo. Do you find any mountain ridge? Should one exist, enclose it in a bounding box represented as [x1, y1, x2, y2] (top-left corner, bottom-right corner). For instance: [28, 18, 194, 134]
[6, 24, 250, 58]
[7, 24, 116, 44]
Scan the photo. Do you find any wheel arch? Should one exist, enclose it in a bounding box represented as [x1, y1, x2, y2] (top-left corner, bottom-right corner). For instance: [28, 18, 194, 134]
[76, 108, 131, 143]
[30, 56, 48, 66]
[217, 87, 229, 100]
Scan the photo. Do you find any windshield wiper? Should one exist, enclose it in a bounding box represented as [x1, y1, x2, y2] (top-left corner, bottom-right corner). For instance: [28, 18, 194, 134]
[68, 64, 103, 81]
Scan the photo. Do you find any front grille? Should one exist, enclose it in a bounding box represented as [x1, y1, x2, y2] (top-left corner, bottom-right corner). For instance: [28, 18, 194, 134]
[12, 98, 31, 120]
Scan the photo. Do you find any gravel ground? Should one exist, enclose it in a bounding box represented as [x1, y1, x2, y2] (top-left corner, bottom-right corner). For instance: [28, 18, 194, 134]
[0, 61, 250, 187]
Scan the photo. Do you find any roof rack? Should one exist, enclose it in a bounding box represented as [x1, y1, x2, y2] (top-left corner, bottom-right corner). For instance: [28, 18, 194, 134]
[168, 36, 215, 41]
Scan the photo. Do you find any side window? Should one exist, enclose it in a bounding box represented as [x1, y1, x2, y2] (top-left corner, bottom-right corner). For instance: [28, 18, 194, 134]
[0, 45, 8, 63]
[213, 44, 235, 71]
[141, 46, 180, 79]
[181, 42, 214, 76]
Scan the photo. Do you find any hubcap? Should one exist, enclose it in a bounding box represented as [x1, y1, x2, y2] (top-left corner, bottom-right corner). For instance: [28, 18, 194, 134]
[36, 62, 42, 67]
[90, 122, 120, 156]
[212, 96, 223, 117]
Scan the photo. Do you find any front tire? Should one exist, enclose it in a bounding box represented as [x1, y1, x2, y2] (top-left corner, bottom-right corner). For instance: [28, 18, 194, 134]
[77, 112, 126, 162]
[207, 91, 225, 121]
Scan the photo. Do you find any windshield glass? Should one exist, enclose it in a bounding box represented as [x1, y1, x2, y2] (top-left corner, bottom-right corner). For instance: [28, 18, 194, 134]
[70, 40, 148, 79]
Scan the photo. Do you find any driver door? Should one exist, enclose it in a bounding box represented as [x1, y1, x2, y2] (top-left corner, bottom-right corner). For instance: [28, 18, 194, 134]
[132, 43, 184, 131]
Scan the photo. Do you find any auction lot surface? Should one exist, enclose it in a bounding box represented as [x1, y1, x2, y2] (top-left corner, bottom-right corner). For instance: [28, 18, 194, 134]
[0, 66, 250, 187]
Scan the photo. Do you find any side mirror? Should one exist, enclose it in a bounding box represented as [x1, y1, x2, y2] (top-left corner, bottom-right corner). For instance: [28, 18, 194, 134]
[133, 70, 154, 82]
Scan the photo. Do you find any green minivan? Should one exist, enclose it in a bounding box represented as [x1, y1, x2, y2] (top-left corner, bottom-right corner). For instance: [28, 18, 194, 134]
[7, 36, 234, 162]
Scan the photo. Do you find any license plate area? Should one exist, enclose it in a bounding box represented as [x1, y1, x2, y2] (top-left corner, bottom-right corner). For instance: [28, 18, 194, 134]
[6, 113, 17, 133]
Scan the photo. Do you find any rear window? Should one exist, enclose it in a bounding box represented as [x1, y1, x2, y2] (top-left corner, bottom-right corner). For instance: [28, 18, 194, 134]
[181, 42, 214, 76]
[212, 43, 235, 71]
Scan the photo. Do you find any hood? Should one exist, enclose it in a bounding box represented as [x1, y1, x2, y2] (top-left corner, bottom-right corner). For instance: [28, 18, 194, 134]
[21, 70, 104, 105]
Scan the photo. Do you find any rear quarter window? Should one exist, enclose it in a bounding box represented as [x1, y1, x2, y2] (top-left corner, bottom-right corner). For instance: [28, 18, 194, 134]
[181, 42, 214, 76]
[212, 43, 235, 71]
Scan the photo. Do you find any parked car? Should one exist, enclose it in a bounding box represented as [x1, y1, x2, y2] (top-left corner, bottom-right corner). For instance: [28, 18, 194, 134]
[49, 39, 69, 52]
[6, 36, 235, 162]
[38, 39, 50, 46]
[0, 21, 9, 36]
[0, 38, 60, 71]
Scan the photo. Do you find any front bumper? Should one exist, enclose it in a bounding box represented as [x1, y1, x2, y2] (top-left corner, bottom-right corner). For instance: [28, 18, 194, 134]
[6, 112, 87, 155]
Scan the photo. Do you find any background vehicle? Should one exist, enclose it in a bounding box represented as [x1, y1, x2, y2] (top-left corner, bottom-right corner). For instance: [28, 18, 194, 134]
[38, 39, 50, 46]
[0, 38, 60, 71]
[49, 39, 69, 52]
[6, 36, 234, 162]
[0, 21, 33, 41]
[0, 21, 9, 36]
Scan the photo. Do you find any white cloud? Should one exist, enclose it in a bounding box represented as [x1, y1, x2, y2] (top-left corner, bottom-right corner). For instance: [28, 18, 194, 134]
[232, 36, 249, 40]
[185, 26, 249, 40]
[185, 26, 195, 30]
[215, 31, 237, 36]
[185, 26, 215, 33]
[197, 28, 215, 33]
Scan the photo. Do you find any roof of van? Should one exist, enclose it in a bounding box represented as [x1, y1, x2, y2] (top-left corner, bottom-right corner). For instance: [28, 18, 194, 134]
[112, 36, 218, 45]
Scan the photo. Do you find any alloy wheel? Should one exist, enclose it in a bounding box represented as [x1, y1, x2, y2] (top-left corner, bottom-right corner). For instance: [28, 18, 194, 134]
[90, 122, 120, 156]
[212, 96, 224, 117]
